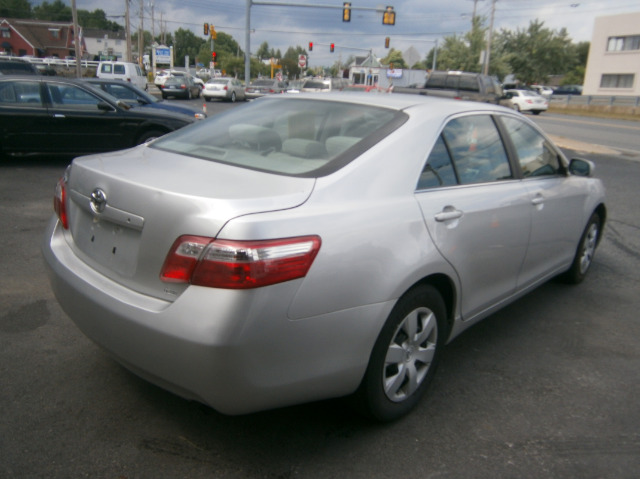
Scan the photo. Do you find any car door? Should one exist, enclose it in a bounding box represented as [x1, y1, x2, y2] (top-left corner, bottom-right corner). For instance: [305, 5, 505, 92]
[44, 80, 132, 154]
[0, 79, 54, 154]
[498, 115, 588, 288]
[415, 114, 532, 320]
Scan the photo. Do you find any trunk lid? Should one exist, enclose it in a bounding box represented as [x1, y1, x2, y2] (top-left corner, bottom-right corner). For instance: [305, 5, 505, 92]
[64, 145, 315, 301]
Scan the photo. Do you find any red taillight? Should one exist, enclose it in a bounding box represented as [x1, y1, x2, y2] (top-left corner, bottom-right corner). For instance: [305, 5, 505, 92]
[160, 235, 321, 289]
[53, 177, 68, 229]
[223, 85, 228, 90]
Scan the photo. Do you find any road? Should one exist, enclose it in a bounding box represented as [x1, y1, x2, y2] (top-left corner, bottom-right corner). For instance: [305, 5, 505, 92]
[1, 106, 640, 478]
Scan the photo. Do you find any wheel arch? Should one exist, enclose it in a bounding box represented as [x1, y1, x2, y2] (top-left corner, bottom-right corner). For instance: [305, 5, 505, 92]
[404, 273, 457, 341]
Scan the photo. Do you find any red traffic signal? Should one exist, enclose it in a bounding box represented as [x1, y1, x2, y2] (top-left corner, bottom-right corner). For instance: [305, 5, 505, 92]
[330, 43, 335, 53]
[309, 42, 313, 51]
[212, 51, 217, 62]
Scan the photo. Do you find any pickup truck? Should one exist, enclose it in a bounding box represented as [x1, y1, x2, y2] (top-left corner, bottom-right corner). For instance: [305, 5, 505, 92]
[391, 70, 504, 104]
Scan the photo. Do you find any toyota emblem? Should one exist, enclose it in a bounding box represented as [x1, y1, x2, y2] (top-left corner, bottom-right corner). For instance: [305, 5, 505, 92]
[90, 188, 107, 214]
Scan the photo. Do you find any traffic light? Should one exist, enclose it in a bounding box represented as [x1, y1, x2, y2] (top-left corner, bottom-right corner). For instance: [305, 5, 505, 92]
[203, 23, 209, 35]
[382, 6, 396, 25]
[309, 42, 313, 51]
[385, 37, 390, 48]
[342, 2, 351, 22]
[212, 51, 217, 63]
[330, 43, 335, 53]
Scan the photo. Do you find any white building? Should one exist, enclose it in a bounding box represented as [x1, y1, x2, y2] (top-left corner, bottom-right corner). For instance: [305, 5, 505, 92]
[583, 12, 640, 96]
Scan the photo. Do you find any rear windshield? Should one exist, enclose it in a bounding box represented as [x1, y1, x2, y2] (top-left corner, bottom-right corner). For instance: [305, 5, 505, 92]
[303, 80, 330, 90]
[152, 97, 406, 177]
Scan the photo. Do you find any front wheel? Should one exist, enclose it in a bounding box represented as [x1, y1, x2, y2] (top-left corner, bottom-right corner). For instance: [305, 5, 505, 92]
[136, 129, 165, 145]
[560, 212, 602, 284]
[354, 285, 446, 421]
[512, 103, 521, 112]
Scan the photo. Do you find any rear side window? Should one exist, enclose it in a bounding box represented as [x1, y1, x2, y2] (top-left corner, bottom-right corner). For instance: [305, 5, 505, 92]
[100, 64, 113, 74]
[441, 115, 512, 184]
[114, 64, 125, 74]
[417, 136, 457, 189]
[500, 116, 561, 177]
[0, 80, 43, 106]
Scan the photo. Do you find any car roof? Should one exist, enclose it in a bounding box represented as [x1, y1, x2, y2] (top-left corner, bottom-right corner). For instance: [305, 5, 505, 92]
[258, 91, 507, 117]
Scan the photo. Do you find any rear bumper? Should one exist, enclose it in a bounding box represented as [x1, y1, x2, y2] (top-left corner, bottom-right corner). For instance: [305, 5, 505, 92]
[42, 217, 386, 414]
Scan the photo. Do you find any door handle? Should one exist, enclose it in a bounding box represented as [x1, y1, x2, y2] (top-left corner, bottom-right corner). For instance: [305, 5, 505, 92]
[53, 114, 66, 118]
[435, 207, 463, 222]
[531, 194, 544, 205]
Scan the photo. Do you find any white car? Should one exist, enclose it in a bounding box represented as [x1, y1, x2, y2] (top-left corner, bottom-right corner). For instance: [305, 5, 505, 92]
[154, 70, 204, 89]
[202, 77, 246, 102]
[505, 89, 549, 115]
[97, 61, 148, 91]
[530, 85, 554, 99]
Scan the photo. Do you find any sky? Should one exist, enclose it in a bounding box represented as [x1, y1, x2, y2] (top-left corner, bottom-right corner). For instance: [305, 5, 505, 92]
[73, 0, 640, 67]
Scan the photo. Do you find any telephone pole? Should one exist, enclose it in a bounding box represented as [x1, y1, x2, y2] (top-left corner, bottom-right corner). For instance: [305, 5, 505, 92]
[482, 0, 496, 76]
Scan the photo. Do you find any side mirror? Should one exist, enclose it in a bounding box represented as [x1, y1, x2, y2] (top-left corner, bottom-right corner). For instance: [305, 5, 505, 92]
[569, 158, 595, 177]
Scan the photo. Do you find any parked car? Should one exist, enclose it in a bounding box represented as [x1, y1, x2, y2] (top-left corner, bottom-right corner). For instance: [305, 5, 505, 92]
[83, 78, 206, 120]
[96, 61, 148, 91]
[0, 76, 195, 157]
[202, 77, 246, 102]
[159, 75, 201, 100]
[392, 70, 504, 104]
[300, 77, 348, 93]
[0, 57, 40, 75]
[530, 85, 554, 99]
[342, 84, 390, 93]
[504, 89, 549, 114]
[553, 85, 583, 96]
[244, 78, 287, 99]
[43, 93, 606, 421]
[154, 69, 172, 87]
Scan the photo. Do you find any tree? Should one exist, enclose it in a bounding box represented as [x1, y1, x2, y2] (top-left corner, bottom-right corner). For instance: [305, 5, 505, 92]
[494, 20, 576, 84]
[381, 49, 406, 69]
[173, 27, 205, 66]
[256, 41, 270, 61]
[0, 0, 32, 18]
[33, 0, 71, 21]
[77, 9, 123, 31]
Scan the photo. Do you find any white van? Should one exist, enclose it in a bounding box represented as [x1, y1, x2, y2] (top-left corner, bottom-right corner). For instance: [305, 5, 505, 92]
[96, 61, 148, 91]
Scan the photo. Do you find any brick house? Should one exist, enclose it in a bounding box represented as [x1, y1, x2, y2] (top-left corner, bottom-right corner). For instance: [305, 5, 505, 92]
[0, 18, 85, 58]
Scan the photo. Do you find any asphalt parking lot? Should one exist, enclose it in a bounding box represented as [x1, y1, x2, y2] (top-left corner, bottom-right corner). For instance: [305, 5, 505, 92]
[1, 146, 639, 478]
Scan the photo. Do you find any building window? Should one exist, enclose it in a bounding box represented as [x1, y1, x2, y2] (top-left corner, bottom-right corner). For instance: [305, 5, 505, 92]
[600, 74, 634, 88]
[1, 28, 10, 38]
[48, 28, 60, 39]
[607, 35, 640, 52]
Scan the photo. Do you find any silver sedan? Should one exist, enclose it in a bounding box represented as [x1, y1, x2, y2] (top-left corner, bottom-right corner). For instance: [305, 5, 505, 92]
[43, 94, 606, 421]
[202, 77, 246, 102]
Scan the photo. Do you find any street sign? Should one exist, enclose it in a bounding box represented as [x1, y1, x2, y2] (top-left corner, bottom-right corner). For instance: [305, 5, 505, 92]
[298, 54, 307, 68]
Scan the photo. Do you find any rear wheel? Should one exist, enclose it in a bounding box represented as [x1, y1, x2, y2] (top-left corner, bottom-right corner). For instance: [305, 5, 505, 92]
[230, 92, 237, 103]
[354, 285, 446, 421]
[512, 103, 521, 112]
[187, 89, 192, 100]
[561, 212, 601, 284]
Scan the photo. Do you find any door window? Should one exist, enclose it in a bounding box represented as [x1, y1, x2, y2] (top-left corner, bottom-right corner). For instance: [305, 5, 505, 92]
[441, 115, 512, 184]
[500, 116, 561, 177]
[47, 83, 103, 110]
[0, 80, 43, 107]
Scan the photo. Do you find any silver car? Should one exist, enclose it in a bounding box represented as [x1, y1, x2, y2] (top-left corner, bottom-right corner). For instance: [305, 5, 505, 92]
[43, 94, 606, 421]
[203, 77, 246, 102]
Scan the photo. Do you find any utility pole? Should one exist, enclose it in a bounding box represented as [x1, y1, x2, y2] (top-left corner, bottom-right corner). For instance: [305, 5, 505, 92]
[483, 0, 496, 76]
[71, 0, 81, 77]
[138, 0, 144, 66]
[125, 0, 132, 61]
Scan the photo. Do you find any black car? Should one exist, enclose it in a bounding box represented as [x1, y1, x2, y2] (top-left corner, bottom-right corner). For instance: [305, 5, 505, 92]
[83, 78, 206, 120]
[0, 76, 196, 158]
[0, 57, 40, 75]
[159, 75, 201, 100]
[552, 85, 583, 96]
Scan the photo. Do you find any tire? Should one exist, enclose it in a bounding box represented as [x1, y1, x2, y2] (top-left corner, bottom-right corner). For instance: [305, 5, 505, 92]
[230, 91, 236, 103]
[512, 103, 521, 112]
[136, 130, 165, 145]
[161, 94, 167, 100]
[187, 89, 192, 100]
[532, 110, 542, 115]
[560, 212, 601, 284]
[354, 285, 447, 421]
